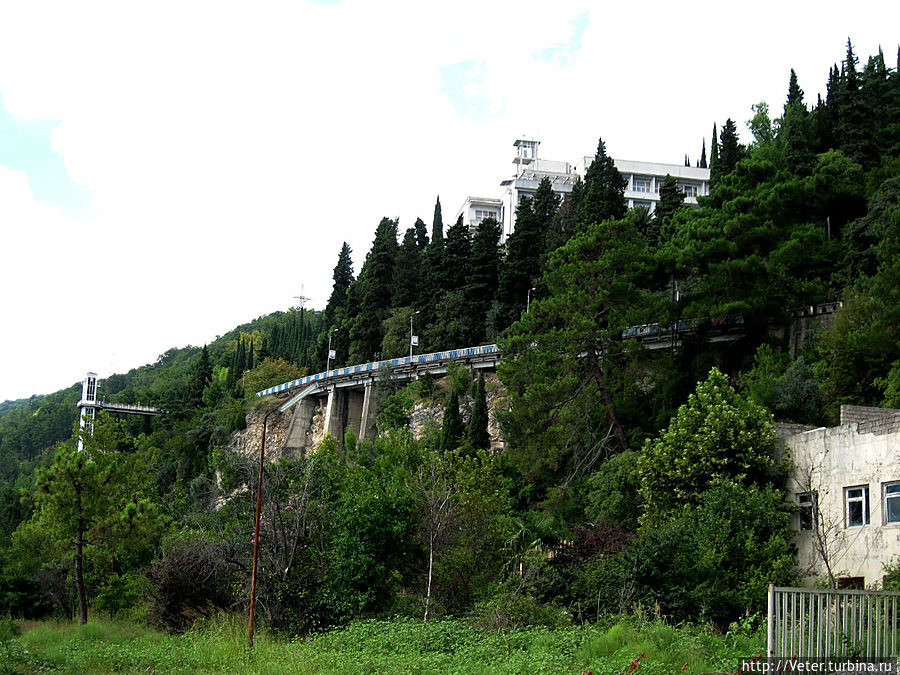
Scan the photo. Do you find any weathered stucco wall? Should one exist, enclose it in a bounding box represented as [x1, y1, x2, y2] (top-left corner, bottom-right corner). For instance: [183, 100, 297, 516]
[783, 415, 900, 587]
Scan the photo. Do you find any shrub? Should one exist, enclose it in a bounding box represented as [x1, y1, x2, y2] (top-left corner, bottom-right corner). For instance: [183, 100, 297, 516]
[145, 537, 236, 633]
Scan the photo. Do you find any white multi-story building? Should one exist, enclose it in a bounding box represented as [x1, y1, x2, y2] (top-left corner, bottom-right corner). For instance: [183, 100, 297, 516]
[604, 159, 710, 213]
[457, 138, 711, 237]
[781, 405, 900, 589]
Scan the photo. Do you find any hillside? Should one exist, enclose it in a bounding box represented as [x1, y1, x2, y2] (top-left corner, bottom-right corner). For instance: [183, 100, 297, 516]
[1, 38, 899, 633]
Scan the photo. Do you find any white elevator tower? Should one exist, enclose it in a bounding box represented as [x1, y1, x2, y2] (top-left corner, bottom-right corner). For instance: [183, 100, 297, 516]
[77, 372, 99, 451]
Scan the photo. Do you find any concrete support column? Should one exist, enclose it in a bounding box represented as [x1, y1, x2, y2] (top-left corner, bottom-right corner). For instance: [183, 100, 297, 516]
[359, 380, 378, 441]
[281, 397, 317, 455]
[323, 386, 345, 440]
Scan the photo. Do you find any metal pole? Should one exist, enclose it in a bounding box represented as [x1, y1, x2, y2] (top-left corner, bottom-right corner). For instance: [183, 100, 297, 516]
[327, 328, 337, 371]
[248, 405, 278, 649]
[409, 310, 420, 359]
[768, 583, 775, 657]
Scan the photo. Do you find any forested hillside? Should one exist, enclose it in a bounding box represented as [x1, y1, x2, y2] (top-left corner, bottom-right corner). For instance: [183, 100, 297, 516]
[2, 40, 899, 631]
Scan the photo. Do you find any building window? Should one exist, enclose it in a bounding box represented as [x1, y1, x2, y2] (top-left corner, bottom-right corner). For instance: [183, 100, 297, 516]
[633, 177, 651, 193]
[884, 482, 900, 524]
[474, 209, 497, 222]
[681, 183, 698, 198]
[798, 492, 816, 531]
[845, 485, 870, 527]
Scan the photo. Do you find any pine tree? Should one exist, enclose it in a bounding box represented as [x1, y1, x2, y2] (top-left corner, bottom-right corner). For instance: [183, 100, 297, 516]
[577, 137, 627, 227]
[468, 373, 490, 450]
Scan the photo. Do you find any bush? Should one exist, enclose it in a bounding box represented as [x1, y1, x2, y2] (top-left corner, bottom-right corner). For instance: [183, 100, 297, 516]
[145, 537, 236, 633]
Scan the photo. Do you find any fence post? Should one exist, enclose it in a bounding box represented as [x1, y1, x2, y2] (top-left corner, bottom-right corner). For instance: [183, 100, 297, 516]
[768, 583, 775, 658]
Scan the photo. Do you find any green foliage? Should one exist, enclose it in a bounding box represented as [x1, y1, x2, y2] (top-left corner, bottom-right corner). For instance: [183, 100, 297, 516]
[8, 615, 765, 674]
[629, 480, 796, 627]
[639, 368, 779, 522]
[468, 374, 490, 450]
[242, 357, 303, 396]
[500, 215, 651, 492]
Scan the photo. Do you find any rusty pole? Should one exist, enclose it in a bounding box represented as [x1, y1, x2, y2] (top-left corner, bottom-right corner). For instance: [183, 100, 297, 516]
[248, 405, 279, 649]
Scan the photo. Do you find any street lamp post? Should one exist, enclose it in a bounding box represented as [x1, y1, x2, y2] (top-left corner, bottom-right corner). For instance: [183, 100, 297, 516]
[409, 310, 420, 359]
[526, 287, 536, 313]
[326, 328, 337, 371]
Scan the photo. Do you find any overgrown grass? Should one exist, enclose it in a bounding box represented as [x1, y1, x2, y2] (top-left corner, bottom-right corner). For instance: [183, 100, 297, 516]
[1, 614, 764, 674]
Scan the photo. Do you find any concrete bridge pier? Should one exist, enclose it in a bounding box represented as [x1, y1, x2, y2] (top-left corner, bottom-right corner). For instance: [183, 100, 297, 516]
[322, 381, 379, 446]
[282, 397, 318, 455]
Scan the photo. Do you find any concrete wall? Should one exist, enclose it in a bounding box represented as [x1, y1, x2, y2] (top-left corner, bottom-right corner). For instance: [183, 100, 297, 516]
[783, 414, 900, 587]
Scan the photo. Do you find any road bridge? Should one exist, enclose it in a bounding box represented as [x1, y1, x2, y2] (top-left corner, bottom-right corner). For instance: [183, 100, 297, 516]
[256, 344, 501, 452]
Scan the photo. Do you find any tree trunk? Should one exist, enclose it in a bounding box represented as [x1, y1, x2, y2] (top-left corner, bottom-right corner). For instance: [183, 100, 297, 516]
[74, 516, 88, 625]
[588, 350, 628, 453]
[424, 534, 434, 623]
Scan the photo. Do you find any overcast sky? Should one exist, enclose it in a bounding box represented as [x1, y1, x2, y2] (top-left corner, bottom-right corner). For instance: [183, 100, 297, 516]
[0, 1, 897, 402]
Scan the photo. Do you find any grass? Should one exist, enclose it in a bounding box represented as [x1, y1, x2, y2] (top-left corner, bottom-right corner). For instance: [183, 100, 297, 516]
[0, 615, 764, 674]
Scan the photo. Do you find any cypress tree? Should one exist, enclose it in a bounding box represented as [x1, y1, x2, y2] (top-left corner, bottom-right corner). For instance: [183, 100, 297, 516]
[577, 137, 627, 227]
[414, 217, 429, 250]
[468, 373, 490, 450]
[467, 216, 502, 343]
[716, 119, 742, 179]
[393, 226, 422, 307]
[782, 69, 814, 173]
[709, 123, 719, 183]
[350, 218, 399, 362]
[187, 345, 212, 409]
[495, 177, 558, 332]
[653, 174, 685, 245]
[324, 242, 354, 328]
[443, 215, 471, 291]
[440, 390, 464, 453]
[699, 138, 707, 169]
[431, 196, 444, 243]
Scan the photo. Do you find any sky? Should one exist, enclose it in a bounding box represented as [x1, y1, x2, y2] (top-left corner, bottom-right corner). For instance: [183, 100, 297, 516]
[0, 0, 898, 402]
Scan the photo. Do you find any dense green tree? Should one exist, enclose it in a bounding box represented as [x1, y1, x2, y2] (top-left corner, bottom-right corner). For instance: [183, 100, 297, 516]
[638, 368, 780, 523]
[466, 216, 502, 343]
[324, 242, 354, 329]
[499, 215, 652, 493]
[22, 417, 162, 624]
[468, 374, 490, 450]
[652, 174, 685, 245]
[699, 138, 707, 169]
[440, 391, 464, 453]
[713, 118, 743, 182]
[782, 69, 814, 174]
[414, 216, 429, 250]
[576, 137, 626, 227]
[392, 226, 422, 308]
[349, 218, 398, 362]
[495, 178, 559, 332]
[629, 480, 796, 627]
[443, 215, 471, 290]
[709, 123, 719, 178]
[186, 345, 212, 409]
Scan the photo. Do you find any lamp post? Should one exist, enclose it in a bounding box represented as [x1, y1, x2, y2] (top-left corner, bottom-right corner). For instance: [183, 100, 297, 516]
[409, 310, 420, 359]
[326, 328, 337, 371]
[526, 287, 536, 313]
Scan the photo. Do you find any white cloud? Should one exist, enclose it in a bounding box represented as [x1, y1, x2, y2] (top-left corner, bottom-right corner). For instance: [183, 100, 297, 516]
[0, 0, 898, 399]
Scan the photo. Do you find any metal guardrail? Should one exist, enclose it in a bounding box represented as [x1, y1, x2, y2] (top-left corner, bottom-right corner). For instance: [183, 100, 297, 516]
[255, 344, 501, 398]
[768, 584, 900, 659]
